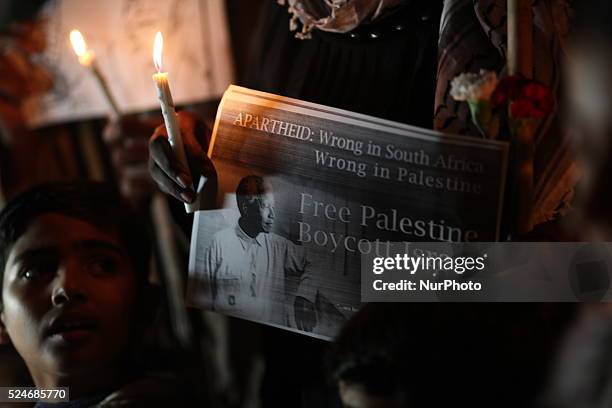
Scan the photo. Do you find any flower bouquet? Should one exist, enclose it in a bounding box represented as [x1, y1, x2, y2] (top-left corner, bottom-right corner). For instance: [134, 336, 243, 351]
[450, 70, 554, 140]
[450, 70, 555, 235]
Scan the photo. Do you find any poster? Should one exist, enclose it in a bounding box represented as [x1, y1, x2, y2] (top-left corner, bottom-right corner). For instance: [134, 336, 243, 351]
[22, 0, 234, 127]
[188, 86, 509, 340]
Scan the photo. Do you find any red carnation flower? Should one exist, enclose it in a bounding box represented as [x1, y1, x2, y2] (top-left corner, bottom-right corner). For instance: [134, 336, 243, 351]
[522, 82, 554, 117]
[491, 75, 524, 107]
[510, 100, 535, 119]
[523, 82, 548, 100]
[492, 75, 554, 119]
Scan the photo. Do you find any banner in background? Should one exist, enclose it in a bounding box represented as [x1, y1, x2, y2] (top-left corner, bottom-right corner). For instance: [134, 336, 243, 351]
[23, 0, 234, 127]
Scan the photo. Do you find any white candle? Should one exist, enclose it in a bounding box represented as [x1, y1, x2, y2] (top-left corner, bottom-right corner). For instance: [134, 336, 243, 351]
[70, 29, 120, 118]
[152, 31, 197, 213]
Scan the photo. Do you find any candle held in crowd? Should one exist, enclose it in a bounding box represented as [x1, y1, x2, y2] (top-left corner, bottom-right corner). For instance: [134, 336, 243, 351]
[152, 31, 196, 212]
[69, 29, 120, 118]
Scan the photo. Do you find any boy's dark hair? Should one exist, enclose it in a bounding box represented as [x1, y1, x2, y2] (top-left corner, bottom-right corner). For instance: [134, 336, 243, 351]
[0, 182, 151, 303]
[327, 303, 575, 407]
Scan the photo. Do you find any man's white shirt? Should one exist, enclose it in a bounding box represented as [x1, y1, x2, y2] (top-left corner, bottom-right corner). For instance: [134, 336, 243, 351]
[202, 224, 314, 325]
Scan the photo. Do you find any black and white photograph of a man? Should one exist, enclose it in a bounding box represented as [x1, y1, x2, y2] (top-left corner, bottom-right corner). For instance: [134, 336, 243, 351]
[201, 174, 319, 331]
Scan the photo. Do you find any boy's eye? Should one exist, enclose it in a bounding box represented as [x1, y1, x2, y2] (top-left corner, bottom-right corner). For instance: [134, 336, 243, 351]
[18, 262, 56, 280]
[86, 256, 119, 276]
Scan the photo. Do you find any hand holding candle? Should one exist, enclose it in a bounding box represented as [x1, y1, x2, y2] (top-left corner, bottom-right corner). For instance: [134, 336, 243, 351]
[152, 31, 198, 212]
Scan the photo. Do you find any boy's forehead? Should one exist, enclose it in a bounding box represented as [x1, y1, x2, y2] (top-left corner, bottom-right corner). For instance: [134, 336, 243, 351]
[7, 213, 123, 261]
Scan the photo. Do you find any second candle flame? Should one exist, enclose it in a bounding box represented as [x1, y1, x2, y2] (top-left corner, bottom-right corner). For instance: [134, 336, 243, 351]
[70, 29, 88, 57]
[153, 31, 163, 72]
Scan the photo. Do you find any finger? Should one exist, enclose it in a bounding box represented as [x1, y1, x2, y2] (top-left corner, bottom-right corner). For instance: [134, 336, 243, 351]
[150, 161, 196, 203]
[169, 111, 216, 180]
[149, 126, 193, 189]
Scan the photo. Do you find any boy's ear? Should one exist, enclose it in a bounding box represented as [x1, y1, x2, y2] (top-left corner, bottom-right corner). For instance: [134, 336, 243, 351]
[0, 310, 11, 345]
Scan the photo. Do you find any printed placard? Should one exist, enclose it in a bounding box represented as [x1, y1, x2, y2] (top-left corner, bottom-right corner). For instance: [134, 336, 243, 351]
[188, 86, 509, 340]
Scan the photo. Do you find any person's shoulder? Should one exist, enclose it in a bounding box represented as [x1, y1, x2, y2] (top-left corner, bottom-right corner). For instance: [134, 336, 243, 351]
[265, 232, 296, 249]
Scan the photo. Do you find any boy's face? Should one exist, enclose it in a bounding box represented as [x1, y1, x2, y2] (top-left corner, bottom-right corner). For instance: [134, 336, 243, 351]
[0, 213, 139, 378]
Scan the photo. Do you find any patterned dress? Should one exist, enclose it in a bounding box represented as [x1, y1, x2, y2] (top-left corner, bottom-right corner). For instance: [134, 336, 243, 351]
[435, 0, 576, 228]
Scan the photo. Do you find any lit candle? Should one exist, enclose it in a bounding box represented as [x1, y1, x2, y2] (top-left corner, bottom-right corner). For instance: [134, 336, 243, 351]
[152, 31, 196, 212]
[70, 29, 120, 118]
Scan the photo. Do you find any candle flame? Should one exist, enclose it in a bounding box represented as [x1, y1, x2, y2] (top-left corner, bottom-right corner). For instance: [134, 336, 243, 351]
[153, 31, 163, 72]
[70, 29, 88, 57]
